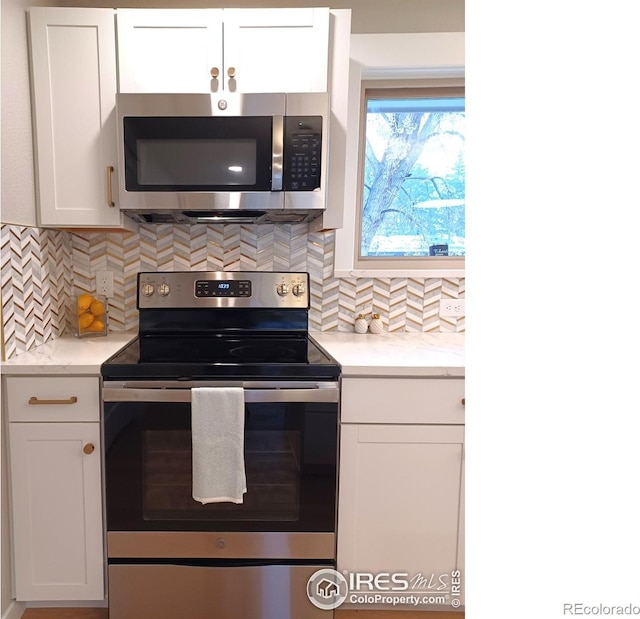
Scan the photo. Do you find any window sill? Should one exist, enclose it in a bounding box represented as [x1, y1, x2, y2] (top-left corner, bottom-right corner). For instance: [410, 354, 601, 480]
[334, 268, 465, 279]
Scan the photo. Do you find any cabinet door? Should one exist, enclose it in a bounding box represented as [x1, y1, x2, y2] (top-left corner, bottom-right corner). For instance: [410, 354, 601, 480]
[116, 9, 223, 93]
[337, 424, 464, 608]
[28, 8, 122, 227]
[223, 8, 329, 93]
[9, 423, 104, 601]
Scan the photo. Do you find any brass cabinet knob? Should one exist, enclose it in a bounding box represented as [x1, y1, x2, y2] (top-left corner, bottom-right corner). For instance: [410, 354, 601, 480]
[461, 398, 465, 406]
[227, 66, 236, 78]
[83, 443, 95, 455]
[210, 67, 220, 79]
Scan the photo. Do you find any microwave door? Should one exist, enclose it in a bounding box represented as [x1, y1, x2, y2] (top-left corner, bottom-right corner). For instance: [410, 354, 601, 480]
[123, 116, 274, 193]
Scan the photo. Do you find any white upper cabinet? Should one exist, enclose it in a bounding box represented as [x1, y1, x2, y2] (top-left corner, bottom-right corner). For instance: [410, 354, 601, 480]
[116, 8, 330, 94]
[223, 9, 329, 94]
[27, 8, 129, 228]
[116, 9, 223, 94]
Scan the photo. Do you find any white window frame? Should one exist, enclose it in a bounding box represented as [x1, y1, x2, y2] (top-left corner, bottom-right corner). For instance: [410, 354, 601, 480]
[334, 32, 465, 278]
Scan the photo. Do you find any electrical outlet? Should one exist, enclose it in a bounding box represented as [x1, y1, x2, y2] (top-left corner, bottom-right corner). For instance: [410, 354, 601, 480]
[96, 271, 114, 298]
[439, 298, 465, 317]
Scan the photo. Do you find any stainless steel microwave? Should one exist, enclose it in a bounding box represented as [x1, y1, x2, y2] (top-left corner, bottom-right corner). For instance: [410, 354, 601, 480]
[116, 92, 328, 224]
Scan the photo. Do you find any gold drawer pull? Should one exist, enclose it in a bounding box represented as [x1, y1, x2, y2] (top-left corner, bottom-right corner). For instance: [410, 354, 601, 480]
[210, 66, 220, 78]
[29, 396, 78, 406]
[227, 66, 236, 78]
[83, 443, 95, 455]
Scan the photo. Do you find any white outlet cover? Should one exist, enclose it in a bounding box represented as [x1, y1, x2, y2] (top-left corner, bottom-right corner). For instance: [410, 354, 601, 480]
[439, 298, 465, 317]
[96, 271, 114, 297]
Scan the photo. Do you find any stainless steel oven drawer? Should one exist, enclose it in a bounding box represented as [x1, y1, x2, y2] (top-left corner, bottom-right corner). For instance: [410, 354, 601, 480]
[108, 563, 332, 619]
[108, 531, 335, 560]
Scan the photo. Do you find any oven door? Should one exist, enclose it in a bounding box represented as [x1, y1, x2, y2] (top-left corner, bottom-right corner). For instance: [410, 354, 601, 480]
[102, 381, 338, 561]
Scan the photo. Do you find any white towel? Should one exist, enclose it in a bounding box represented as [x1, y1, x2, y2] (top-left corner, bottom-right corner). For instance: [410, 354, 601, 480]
[191, 387, 247, 504]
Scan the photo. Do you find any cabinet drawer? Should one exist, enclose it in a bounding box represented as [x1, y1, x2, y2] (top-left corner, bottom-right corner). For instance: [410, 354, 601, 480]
[6, 377, 100, 422]
[341, 377, 464, 424]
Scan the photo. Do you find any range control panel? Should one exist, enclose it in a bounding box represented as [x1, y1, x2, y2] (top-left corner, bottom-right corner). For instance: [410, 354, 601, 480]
[137, 271, 309, 309]
[195, 279, 252, 298]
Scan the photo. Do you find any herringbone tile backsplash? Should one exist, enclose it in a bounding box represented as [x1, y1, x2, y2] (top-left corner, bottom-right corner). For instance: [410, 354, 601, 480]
[1, 225, 73, 359]
[1, 223, 465, 359]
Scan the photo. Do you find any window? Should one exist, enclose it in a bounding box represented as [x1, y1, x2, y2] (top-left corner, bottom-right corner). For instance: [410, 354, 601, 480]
[357, 86, 465, 269]
[333, 32, 465, 277]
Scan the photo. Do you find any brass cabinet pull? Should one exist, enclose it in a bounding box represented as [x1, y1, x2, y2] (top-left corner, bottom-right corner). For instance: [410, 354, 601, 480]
[227, 66, 236, 78]
[83, 443, 95, 455]
[210, 67, 220, 78]
[461, 398, 465, 406]
[106, 166, 115, 207]
[29, 396, 78, 406]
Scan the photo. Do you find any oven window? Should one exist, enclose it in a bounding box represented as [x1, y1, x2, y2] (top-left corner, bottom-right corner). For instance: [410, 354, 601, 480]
[104, 401, 337, 533]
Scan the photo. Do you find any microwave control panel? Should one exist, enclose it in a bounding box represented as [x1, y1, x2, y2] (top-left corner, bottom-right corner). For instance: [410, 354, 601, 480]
[283, 116, 322, 191]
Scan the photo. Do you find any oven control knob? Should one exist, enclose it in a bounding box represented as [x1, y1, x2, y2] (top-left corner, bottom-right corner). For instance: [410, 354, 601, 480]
[142, 283, 155, 297]
[276, 283, 290, 296]
[158, 283, 171, 297]
[292, 284, 306, 297]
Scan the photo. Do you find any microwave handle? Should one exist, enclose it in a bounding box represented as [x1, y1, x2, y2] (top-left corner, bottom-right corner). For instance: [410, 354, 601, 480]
[272, 115, 284, 191]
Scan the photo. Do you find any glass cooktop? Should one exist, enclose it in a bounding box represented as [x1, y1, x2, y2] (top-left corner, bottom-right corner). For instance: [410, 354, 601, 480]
[101, 334, 340, 381]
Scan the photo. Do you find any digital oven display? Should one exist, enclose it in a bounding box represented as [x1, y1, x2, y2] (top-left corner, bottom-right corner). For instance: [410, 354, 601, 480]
[195, 280, 252, 298]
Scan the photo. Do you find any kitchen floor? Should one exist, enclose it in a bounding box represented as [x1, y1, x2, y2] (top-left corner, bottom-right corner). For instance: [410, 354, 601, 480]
[21, 610, 465, 618]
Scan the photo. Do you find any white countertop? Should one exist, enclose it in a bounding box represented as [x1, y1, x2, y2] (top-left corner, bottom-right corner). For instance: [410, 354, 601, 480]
[1, 333, 137, 376]
[310, 332, 465, 377]
[1, 331, 464, 378]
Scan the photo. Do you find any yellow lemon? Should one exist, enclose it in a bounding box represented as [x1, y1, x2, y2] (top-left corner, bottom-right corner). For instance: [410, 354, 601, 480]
[90, 300, 105, 317]
[77, 293, 93, 312]
[88, 319, 105, 333]
[78, 313, 94, 330]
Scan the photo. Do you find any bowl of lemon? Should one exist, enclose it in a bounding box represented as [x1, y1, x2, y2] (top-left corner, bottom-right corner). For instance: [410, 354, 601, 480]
[74, 293, 108, 337]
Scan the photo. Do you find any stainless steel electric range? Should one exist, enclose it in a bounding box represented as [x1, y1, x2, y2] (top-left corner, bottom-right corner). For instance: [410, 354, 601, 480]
[101, 271, 340, 619]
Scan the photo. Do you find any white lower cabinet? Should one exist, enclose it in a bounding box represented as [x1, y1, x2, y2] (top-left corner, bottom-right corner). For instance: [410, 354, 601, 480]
[5, 377, 104, 601]
[337, 377, 465, 609]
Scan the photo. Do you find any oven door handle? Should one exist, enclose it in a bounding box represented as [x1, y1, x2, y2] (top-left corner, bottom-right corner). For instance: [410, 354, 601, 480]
[102, 385, 339, 404]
